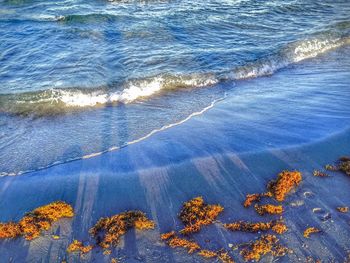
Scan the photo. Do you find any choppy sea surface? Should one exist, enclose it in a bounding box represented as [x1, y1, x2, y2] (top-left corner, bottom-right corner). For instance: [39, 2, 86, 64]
[0, 0, 350, 175]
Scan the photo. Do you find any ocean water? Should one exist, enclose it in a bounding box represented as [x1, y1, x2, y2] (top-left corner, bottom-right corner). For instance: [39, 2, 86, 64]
[0, 0, 350, 175]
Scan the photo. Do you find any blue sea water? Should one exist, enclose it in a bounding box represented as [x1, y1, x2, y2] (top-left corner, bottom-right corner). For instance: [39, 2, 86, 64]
[0, 0, 350, 175]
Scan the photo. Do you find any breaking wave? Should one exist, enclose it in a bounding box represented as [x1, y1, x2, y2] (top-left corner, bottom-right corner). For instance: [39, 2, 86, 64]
[233, 34, 350, 79]
[1, 30, 349, 116]
[0, 74, 218, 116]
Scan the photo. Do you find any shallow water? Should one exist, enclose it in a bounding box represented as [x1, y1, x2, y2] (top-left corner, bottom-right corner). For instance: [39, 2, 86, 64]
[0, 0, 350, 175]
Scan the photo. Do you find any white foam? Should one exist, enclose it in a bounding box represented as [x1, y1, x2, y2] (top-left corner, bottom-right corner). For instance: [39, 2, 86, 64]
[48, 74, 218, 107]
[234, 36, 350, 80]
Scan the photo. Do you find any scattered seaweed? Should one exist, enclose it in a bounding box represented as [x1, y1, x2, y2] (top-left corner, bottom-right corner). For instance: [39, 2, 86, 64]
[67, 240, 93, 254]
[162, 232, 234, 262]
[0, 201, 74, 241]
[198, 249, 218, 258]
[160, 231, 176, 240]
[224, 220, 287, 234]
[198, 249, 235, 263]
[313, 170, 329, 177]
[303, 227, 321, 238]
[268, 171, 302, 202]
[324, 157, 350, 176]
[243, 192, 272, 208]
[89, 210, 154, 250]
[271, 222, 288, 234]
[337, 207, 349, 213]
[325, 164, 338, 171]
[254, 204, 283, 216]
[217, 250, 235, 263]
[338, 157, 350, 176]
[244, 194, 261, 208]
[240, 234, 288, 261]
[161, 232, 200, 253]
[178, 197, 223, 235]
[103, 250, 112, 255]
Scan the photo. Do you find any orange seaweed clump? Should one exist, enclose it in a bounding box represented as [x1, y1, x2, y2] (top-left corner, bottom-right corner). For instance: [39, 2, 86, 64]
[198, 249, 217, 258]
[303, 227, 320, 238]
[268, 171, 302, 202]
[217, 250, 235, 263]
[243, 192, 272, 208]
[243, 194, 261, 208]
[254, 204, 283, 216]
[337, 207, 349, 213]
[240, 234, 287, 261]
[0, 222, 21, 239]
[224, 221, 271, 232]
[162, 233, 200, 254]
[198, 249, 235, 263]
[224, 220, 287, 234]
[67, 240, 93, 254]
[179, 197, 223, 234]
[160, 231, 176, 240]
[89, 210, 154, 250]
[271, 222, 288, 234]
[19, 201, 74, 240]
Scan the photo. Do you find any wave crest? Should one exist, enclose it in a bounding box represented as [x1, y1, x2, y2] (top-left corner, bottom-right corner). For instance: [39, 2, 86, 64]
[0, 74, 219, 115]
[233, 35, 350, 79]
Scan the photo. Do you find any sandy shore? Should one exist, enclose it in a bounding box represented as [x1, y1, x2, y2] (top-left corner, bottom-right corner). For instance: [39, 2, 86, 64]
[1, 105, 350, 262]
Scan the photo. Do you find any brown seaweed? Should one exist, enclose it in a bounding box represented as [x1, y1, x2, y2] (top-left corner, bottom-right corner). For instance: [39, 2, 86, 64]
[243, 192, 272, 208]
[338, 157, 350, 176]
[254, 204, 283, 216]
[325, 156, 350, 176]
[161, 232, 200, 253]
[162, 232, 234, 262]
[0, 222, 21, 239]
[313, 170, 329, 177]
[268, 171, 302, 202]
[179, 196, 223, 235]
[0, 201, 74, 241]
[337, 207, 349, 213]
[67, 240, 93, 254]
[89, 210, 154, 250]
[303, 227, 321, 238]
[198, 249, 218, 258]
[224, 219, 287, 234]
[240, 234, 288, 261]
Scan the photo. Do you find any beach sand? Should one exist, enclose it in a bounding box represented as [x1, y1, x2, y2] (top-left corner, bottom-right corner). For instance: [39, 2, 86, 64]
[0, 101, 350, 262]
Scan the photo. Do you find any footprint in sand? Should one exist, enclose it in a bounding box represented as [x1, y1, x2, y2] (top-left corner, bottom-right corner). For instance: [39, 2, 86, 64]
[303, 191, 315, 198]
[312, 208, 332, 221]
